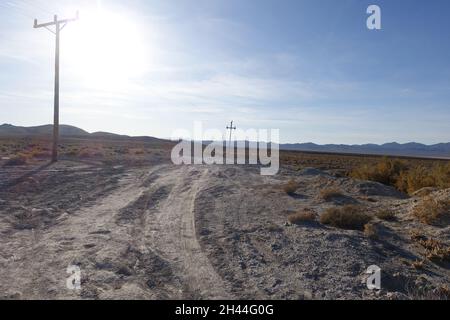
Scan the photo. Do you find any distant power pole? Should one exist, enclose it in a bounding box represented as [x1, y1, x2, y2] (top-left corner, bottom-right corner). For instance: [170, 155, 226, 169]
[34, 12, 79, 162]
[226, 120, 236, 148]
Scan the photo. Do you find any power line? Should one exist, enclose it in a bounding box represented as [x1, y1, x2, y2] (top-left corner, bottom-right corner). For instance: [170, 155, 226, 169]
[0, 0, 49, 20]
[34, 12, 79, 162]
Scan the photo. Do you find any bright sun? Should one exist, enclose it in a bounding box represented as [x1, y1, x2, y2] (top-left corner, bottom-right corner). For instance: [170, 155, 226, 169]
[63, 8, 148, 88]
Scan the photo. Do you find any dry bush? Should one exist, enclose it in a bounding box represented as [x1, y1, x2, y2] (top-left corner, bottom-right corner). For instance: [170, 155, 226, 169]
[431, 162, 450, 190]
[350, 157, 407, 186]
[288, 210, 316, 225]
[396, 166, 437, 194]
[363, 223, 378, 239]
[376, 210, 396, 221]
[413, 187, 437, 197]
[411, 233, 450, 263]
[406, 284, 450, 300]
[283, 179, 299, 194]
[78, 148, 105, 159]
[351, 157, 450, 195]
[133, 148, 145, 155]
[63, 147, 79, 157]
[114, 147, 130, 155]
[410, 229, 427, 242]
[266, 223, 283, 233]
[12, 210, 39, 230]
[418, 238, 450, 263]
[319, 205, 372, 230]
[412, 196, 450, 225]
[358, 196, 378, 203]
[319, 187, 344, 201]
[435, 285, 450, 300]
[411, 260, 425, 270]
[4, 154, 29, 166]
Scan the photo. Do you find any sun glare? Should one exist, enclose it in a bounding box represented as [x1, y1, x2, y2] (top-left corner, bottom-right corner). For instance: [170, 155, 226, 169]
[63, 7, 148, 88]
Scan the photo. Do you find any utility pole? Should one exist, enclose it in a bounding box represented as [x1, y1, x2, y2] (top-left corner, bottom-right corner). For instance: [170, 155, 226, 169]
[34, 12, 79, 162]
[226, 120, 236, 148]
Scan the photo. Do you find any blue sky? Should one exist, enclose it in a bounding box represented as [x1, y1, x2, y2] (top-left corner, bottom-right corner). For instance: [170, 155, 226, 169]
[0, 0, 449, 144]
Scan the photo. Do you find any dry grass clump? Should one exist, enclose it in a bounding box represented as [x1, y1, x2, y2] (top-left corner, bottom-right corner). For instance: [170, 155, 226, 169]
[376, 210, 396, 221]
[319, 187, 344, 201]
[418, 238, 450, 263]
[406, 283, 450, 300]
[396, 166, 440, 195]
[409, 229, 425, 241]
[410, 232, 450, 263]
[77, 148, 105, 159]
[351, 158, 450, 195]
[12, 210, 39, 230]
[4, 154, 29, 166]
[283, 179, 299, 195]
[411, 260, 425, 270]
[288, 210, 316, 225]
[266, 223, 283, 233]
[132, 148, 146, 155]
[319, 205, 372, 230]
[435, 285, 450, 300]
[363, 223, 378, 239]
[412, 187, 437, 197]
[412, 196, 450, 225]
[350, 157, 407, 186]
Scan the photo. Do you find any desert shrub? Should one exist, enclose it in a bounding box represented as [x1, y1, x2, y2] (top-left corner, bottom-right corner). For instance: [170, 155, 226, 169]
[376, 210, 396, 221]
[411, 260, 425, 270]
[133, 148, 145, 155]
[319, 205, 372, 230]
[396, 166, 436, 194]
[266, 223, 283, 233]
[77, 149, 90, 158]
[77, 148, 104, 158]
[283, 179, 299, 194]
[4, 154, 28, 166]
[66, 148, 79, 157]
[363, 223, 378, 239]
[350, 157, 407, 186]
[12, 210, 38, 230]
[435, 285, 450, 299]
[418, 238, 450, 263]
[412, 187, 437, 197]
[319, 187, 343, 201]
[409, 229, 427, 242]
[412, 196, 450, 225]
[351, 158, 450, 195]
[114, 147, 129, 155]
[362, 197, 378, 203]
[288, 210, 316, 225]
[431, 162, 450, 190]
[410, 232, 450, 263]
[28, 148, 51, 159]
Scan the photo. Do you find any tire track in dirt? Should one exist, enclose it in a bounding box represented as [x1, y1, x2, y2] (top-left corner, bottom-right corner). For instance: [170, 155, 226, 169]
[1, 164, 234, 299]
[0, 165, 158, 299]
[140, 165, 235, 299]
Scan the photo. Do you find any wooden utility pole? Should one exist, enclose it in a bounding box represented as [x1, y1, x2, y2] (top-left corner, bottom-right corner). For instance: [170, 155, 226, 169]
[34, 12, 78, 162]
[226, 120, 236, 148]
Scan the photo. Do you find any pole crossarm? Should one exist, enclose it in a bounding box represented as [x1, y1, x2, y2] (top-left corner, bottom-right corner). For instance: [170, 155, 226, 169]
[226, 121, 236, 131]
[226, 121, 237, 148]
[34, 12, 79, 29]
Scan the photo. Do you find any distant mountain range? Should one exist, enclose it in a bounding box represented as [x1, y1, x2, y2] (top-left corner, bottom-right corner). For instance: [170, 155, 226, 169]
[1, 124, 449, 159]
[0, 123, 166, 144]
[279, 142, 450, 159]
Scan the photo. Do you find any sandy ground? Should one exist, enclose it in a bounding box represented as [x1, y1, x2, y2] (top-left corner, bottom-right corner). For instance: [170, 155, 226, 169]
[0, 160, 449, 299]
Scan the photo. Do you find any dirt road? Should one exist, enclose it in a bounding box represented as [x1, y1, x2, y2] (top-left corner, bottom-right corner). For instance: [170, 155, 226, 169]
[0, 164, 236, 299]
[0, 162, 448, 299]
